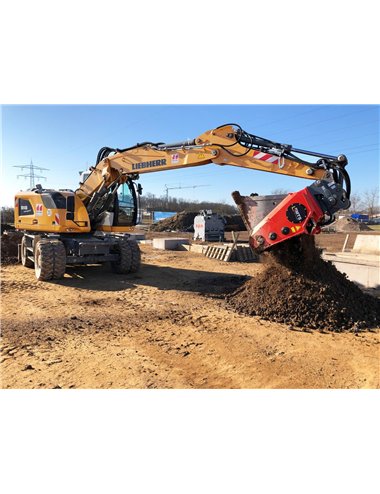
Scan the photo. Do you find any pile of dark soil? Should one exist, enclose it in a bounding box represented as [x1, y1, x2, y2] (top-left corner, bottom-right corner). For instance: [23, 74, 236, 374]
[150, 212, 197, 232]
[150, 211, 245, 233]
[1, 230, 23, 264]
[224, 215, 245, 232]
[1, 223, 14, 234]
[330, 217, 371, 232]
[226, 235, 380, 331]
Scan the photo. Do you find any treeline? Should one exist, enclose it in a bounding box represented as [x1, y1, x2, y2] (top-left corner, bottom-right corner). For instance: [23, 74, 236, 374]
[5, 187, 377, 219]
[140, 193, 238, 214]
[1, 207, 14, 224]
[1, 196, 238, 224]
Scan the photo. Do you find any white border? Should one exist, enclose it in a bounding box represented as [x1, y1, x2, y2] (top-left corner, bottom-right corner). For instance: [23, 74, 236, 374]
[1, 1, 379, 493]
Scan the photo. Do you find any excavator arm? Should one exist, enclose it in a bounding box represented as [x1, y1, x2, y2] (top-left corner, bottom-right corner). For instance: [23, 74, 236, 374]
[76, 123, 350, 252]
[77, 124, 330, 203]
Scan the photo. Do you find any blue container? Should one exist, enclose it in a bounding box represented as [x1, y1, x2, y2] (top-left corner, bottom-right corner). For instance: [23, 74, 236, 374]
[153, 211, 177, 223]
[351, 213, 369, 222]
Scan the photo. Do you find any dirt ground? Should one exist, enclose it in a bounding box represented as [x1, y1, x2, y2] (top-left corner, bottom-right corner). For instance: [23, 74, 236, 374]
[1, 236, 379, 389]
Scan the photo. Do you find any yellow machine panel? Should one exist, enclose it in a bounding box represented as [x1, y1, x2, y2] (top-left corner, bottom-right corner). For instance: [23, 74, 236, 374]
[15, 189, 91, 233]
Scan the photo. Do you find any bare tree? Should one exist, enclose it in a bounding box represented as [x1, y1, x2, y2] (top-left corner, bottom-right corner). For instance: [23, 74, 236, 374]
[348, 192, 364, 213]
[362, 187, 380, 217]
[139, 193, 237, 214]
[270, 188, 289, 195]
[1, 207, 14, 224]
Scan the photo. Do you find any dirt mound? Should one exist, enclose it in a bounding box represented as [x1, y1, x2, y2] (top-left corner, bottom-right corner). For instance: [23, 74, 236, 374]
[1, 230, 23, 264]
[1, 223, 14, 234]
[331, 217, 371, 232]
[223, 215, 245, 232]
[226, 235, 380, 332]
[150, 212, 198, 232]
[150, 211, 245, 233]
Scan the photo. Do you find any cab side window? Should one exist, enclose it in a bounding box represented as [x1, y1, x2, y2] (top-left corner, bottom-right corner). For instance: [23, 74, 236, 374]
[18, 199, 34, 216]
[117, 182, 136, 226]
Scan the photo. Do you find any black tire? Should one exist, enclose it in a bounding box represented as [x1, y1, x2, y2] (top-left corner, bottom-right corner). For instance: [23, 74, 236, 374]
[21, 236, 34, 268]
[34, 240, 54, 281]
[111, 240, 133, 274]
[51, 240, 66, 279]
[34, 239, 66, 281]
[129, 240, 141, 273]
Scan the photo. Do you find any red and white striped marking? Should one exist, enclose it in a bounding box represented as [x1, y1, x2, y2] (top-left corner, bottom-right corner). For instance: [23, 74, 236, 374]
[252, 151, 279, 164]
[54, 213, 60, 225]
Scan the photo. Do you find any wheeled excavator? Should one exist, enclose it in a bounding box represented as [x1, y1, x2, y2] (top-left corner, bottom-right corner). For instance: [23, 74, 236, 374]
[14, 124, 351, 281]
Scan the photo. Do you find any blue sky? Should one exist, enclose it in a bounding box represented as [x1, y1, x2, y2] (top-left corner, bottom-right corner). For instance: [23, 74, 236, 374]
[1, 104, 378, 207]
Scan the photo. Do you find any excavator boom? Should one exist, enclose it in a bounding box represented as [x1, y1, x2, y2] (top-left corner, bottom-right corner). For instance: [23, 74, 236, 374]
[77, 124, 330, 205]
[76, 123, 350, 246]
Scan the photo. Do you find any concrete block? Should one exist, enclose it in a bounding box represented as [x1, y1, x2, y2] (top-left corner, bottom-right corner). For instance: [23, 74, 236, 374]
[153, 238, 190, 250]
[189, 244, 207, 254]
[127, 233, 146, 241]
[323, 252, 380, 288]
[178, 244, 191, 251]
[352, 234, 380, 254]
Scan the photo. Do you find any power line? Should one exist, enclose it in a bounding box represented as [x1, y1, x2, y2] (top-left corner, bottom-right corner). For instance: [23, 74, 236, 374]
[339, 143, 379, 152]
[304, 130, 379, 149]
[288, 119, 379, 148]
[276, 106, 377, 136]
[13, 160, 49, 189]
[40, 107, 172, 164]
[345, 148, 379, 156]
[164, 183, 209, 202]
[245, 105, 332, 131]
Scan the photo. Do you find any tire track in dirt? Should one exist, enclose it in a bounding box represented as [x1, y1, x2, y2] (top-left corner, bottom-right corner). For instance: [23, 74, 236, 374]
[1, 245, 379, 389]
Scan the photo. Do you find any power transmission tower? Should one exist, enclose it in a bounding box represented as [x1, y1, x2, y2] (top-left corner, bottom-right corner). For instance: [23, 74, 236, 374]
[13, 160, 49, 189]
[164, 184, 209, 203]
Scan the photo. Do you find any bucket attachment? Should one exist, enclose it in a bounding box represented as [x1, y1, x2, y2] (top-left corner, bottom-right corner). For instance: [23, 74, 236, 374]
[232, 188, 325, 253]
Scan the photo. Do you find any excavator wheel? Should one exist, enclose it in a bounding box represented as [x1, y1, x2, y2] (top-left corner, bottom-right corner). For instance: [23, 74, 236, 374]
[21, 236, 34, 268]
[128, 240, 141, 273]
[111, 240, 140, 274]
[34, 239, 66, 281]
[51, 240, 66, 279]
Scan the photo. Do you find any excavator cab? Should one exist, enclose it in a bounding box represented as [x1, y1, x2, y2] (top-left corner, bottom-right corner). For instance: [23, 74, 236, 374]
[89, 178, 141, 231]
[114, 181, 140, 227]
